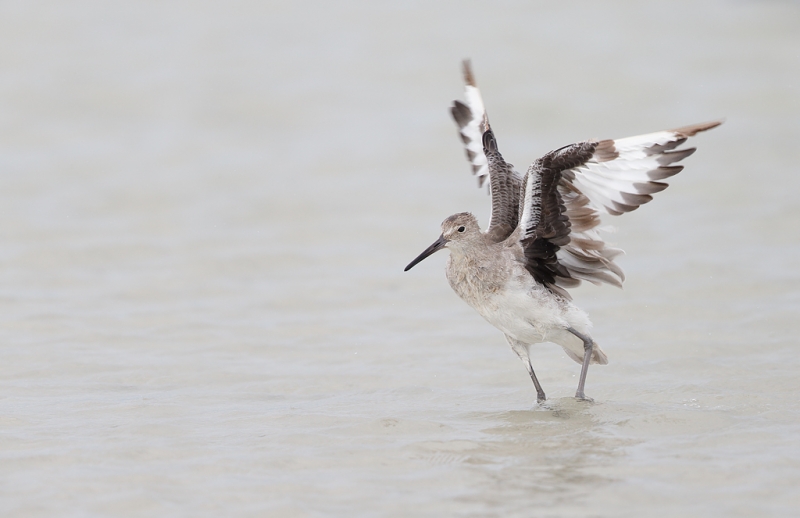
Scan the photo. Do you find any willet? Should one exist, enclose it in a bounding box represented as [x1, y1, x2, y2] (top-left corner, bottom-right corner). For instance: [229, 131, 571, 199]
[405, 60, 720, 403]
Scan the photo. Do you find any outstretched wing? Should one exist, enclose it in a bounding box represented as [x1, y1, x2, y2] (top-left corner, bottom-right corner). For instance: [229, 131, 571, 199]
[519, 144, 595, 297]
[482, 128, 524, 242]
[519, 121, 722, 295]
[451, 60, 524, 242]
[451, 60, 490, 187]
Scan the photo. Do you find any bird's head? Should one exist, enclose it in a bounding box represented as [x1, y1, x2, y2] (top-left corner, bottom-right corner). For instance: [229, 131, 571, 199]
[404, 212, 481, 271]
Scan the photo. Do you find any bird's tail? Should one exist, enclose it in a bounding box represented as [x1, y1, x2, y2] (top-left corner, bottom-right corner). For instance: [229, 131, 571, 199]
[560, 341, 609, 365]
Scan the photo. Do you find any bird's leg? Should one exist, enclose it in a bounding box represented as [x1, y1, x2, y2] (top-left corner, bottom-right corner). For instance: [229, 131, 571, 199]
[505, 335, 546, 403]
[567, 327, 595, 402]
[526, 360, 547, 403]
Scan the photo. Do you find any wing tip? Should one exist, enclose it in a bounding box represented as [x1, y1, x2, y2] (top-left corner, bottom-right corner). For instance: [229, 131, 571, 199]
[672, 119, 724, 137]
[461, 59, 476, 86]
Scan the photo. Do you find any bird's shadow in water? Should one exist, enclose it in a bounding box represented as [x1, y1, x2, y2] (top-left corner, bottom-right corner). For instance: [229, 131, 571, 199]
[482, 397, 600, 428]
[455, 398, 627, 504]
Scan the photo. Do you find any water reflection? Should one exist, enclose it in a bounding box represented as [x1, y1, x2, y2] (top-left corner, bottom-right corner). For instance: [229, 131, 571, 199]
[401, 399, 629, 509]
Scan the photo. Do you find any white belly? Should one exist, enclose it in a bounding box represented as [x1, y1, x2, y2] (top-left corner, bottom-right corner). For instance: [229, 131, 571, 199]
[465, 281, 598, 362]
[477, 284, 569, 340]
[445, 256, 607, 365]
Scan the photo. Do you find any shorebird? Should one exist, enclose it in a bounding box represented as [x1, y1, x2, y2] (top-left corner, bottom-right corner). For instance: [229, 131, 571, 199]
[404, 61, 720, 403]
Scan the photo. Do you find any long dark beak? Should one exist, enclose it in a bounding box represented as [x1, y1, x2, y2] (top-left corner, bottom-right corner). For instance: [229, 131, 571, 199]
[404, 234, 448, 271]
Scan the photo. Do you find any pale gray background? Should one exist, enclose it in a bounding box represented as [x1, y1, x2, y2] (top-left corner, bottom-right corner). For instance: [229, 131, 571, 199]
[1, 1, 799, 516]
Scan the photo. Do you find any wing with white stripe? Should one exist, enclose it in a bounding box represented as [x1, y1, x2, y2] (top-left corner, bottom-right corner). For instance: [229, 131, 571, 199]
[565, 121, 721, 217]
[558, 120, 721, 289]
[450, 60, 490, 187]
[518, 121, 721, 293]
[451, 61, 525, 240]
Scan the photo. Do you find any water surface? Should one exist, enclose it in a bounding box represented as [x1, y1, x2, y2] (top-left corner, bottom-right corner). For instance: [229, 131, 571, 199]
[1, 1, 799, 516]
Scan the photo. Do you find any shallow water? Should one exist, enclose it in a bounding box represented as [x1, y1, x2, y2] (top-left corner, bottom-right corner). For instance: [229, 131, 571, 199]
[1, 1, 800, 516]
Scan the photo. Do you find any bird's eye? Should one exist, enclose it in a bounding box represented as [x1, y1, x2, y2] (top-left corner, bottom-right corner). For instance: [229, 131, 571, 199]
[457, 226, 466, 233]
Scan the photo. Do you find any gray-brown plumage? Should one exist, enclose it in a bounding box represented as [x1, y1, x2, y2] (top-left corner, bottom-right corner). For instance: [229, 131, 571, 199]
[405, 60, 721, 403]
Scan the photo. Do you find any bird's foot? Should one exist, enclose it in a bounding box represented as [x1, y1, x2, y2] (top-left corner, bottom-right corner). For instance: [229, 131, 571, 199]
[574, 393, 594, 403]
[532, 397, 550, 410]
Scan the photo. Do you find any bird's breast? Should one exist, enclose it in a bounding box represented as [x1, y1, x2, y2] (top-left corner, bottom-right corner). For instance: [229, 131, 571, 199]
[445, 253, 573, 341]
[445, 254, 509, 311]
